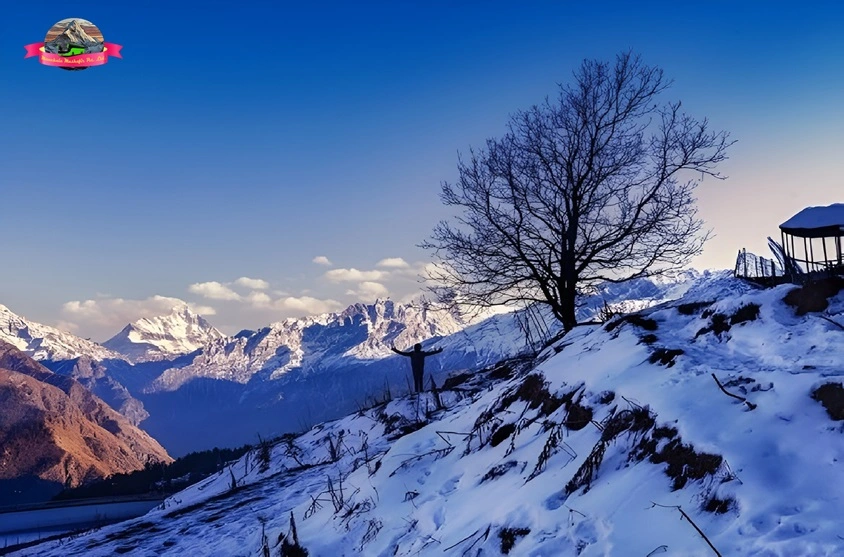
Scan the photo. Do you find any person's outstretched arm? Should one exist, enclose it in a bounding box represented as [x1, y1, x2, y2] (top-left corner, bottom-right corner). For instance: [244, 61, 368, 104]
[391, 345, 411, 356]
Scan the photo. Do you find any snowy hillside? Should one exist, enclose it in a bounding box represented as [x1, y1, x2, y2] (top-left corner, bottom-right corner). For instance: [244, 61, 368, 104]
[0, 304, 124, 362]
[103, 304, 224, 362]
[19, 273, 844, 556]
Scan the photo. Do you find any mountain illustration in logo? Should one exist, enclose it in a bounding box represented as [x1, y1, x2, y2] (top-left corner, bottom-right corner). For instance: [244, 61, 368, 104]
[43, 19, 104, 70]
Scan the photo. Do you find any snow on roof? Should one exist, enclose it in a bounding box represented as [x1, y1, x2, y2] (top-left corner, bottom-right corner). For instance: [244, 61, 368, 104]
[780, 203, 844, 236]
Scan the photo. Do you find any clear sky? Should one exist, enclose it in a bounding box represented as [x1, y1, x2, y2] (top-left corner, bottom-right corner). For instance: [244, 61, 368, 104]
[2, 1, 842, 340]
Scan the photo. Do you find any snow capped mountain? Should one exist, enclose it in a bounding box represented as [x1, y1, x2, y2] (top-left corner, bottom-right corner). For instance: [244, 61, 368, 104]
[21, 274, 844, 556]
[0, 304, 124, 362]
[149, 299, 467, 391]
[56, 19, 101, 46]
[0, 272, 707, 456]
[103, 304, 224, 362]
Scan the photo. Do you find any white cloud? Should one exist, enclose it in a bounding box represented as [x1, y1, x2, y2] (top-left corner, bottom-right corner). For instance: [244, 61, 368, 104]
[54, 320, 80, 334]
[246, 291, 273, 307]
[275, 296, 342, 315]
[312, 256, 332, 266]
[376, 257, 410, 269]
[234, 277, 270, 290]
[188, 281, 242, 301]
[323, 268, 387, 282]
[345, 281, 389, 301]
[190, 304, 217, 316]
[61, 295, 215, 340]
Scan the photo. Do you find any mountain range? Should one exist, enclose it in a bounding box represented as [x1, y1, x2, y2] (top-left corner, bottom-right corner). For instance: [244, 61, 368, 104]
[1, 270, 703, 457]
[16, 271, 844, 556]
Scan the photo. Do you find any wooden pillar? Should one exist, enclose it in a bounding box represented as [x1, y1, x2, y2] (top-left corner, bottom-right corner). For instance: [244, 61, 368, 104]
[781, 230, 788, 279]
[822, 237, 829, 271]
[790, 233, 796, 272]
[803, 236, 809, 273]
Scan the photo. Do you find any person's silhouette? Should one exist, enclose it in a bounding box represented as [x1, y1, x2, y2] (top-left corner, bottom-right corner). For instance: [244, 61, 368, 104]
[391, 342, 443, 393]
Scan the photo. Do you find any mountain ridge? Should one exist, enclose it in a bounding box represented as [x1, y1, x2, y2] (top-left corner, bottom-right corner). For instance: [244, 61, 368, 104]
[0, 341, 172, 505]
[103, 304, 224, 363]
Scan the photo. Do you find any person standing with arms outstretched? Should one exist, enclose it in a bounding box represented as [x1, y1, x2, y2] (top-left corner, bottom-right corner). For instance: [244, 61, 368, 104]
[391, 342, 443, 393]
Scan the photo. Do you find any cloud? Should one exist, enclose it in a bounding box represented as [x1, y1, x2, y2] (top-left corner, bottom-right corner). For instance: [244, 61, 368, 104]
[312, 256, 332, 266]
[54, 320, 80, 334]
[233, 277, 269, 290]
[323, 268, 387, 282]
[376, 257, 410, 269]
[345, 281, 389, 301]
[275, 296, 342, 314]
[61, 295, 215, 340]
[188, 281, 242, 301]
[246, 291, 273, 307]
[190, 304, 218, 316]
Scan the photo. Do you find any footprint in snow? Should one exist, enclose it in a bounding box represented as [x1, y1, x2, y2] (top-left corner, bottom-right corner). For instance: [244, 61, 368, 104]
[544, 490, 567, 510]
[432, 506, 446, 529]
[416, 468, 432, 485]
[739, 514, 776, 536]
[768, 520, 817, 541]
[438, 474, 461, 496]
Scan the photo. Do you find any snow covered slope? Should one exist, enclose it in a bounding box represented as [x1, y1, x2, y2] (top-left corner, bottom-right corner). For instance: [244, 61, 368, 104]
[0, 304, 124, 362]
[20, 274, 844, 556]
[103, 305, 224, 362]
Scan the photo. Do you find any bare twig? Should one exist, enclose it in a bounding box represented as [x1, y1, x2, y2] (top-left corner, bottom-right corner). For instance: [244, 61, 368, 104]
[711, 373, 757, 410]
[649, 502, 722, 556]
[621, 395, 643, 409]
[442, 525, 491, 553]
[819, 315, 844, 331]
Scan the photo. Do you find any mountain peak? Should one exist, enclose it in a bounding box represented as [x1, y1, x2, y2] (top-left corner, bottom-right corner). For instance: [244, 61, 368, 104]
[103, 306, 224, 363]
[0, 303, 123, 361]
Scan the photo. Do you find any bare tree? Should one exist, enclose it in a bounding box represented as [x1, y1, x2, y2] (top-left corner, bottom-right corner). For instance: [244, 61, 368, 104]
[422, 52, 733, 332]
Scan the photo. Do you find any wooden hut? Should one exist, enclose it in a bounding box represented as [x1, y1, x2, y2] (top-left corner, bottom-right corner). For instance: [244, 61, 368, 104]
[779, 203, 844, 282]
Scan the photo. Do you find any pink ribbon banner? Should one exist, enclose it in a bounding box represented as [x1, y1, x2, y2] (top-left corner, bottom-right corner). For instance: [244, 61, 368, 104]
[24, 42, 122, 67]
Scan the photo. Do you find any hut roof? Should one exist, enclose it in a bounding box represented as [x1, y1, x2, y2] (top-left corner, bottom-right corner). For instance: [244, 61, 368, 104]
[780, 203, 844, 238]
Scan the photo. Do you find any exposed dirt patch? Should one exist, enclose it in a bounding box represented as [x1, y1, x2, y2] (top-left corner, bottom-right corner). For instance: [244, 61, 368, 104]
[566, 407, 656, 494]
[677, 301, 714, 316]
[487, 362, 516, 380]
[784, 277, 844, 315]
[811, 383, 844, 421]
[598, 391, 615, 405]
[498, 373, 566, 417]
[632, 426, 723, 491]
[696, 313, 731, 338]
[442, 372, 474, 390]
[489, 423, 516, 447]
[480, 460, 519, 483]
[704, 496, 735, 514]
[648, 348, 684, 367]
[564, 402, 593, 431]
[730, 303, 761, 325]
[605, 313, 658, 333]
[640, 333, 658, 345]
[499, 527, 531, 554]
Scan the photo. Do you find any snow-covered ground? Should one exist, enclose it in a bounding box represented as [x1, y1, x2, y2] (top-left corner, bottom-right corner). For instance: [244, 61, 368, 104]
[15, 274, 844, 556]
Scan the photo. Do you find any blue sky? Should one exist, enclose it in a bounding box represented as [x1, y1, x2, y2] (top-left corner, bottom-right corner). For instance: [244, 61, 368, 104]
[2, 1, 843, 339]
